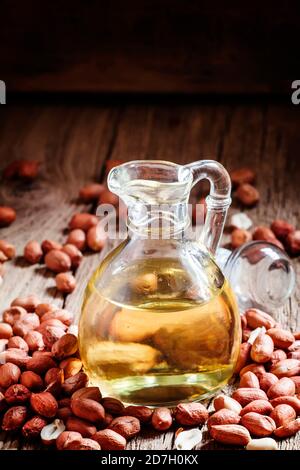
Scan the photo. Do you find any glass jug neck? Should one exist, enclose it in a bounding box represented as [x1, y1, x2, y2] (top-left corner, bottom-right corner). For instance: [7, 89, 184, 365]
[127, 201, 190, 238]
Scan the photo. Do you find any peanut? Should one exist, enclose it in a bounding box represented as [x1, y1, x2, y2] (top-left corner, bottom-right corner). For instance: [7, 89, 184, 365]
[72, 387, 102, 402]
[240, 412, 276, 437]
[210, 424, 251, 446]
[18, 160, 40, 181]
[239, 371, 260, 389]
[266, 328, 295, 349]
[66, 229, 86, 251]
[71, 397, 105, 423]
[232, 388, 268, 406]
[98, 188, 119, 206]
[251, 332, 274, 363]
[30, 392, 58, 418]
[270, 349, 287, 366]
[245, 308, 275, 330]
[286, 230, 300, 256]
[65, 438, 100, 450]
[270, 359, 300, 378]
[60, 358, 82, 379]
[246, 437, 278, 450]
[62, 244, 82, 268]
[24, 240, 43, 264]
[109, 416, 141, 439]
[41, 309, 74, 326]
[270, 404, 296, 427]
[234, 342, 251, 374]
[41, 240, 63, 254]
[51, 334, 78, 360]
[271, 220, 295, 241]
[20, 371, 43, 391]
[253, 226, 276, 241]
[13, 313, 40, 337]
[174, 403, 208, 426]
[213, 395, 242, 415]
[7, 336, 29, 352]
[240, 400, 273, 416]
[45, 367, 64, 386]
[26, 355, 56, 375]
[267, 377, 296, 399]
[1, 348, 28, 368]
[40, 419, 66, 445]
[0, 362, 21, 388]
[38, 319, 67, 331]
[2, 306, 27, 326]
[0, 240, 16, 259]
[123, 405, 153, 423]
[69, 213, 98, 232]
[57, 407, 73, 421]
[239, 364, 266, 377]
[236, 184, 259, 207]
[11, 295, 40, 312]
[230, 168, 256, 187]
[270, 396, 300, 414]
[151, 407, 172, 431]
[0, 206, 16, 227]
[2, 405, 28, 431]
[79, 183, 105, 202]
[274, 419, 300, 438]
[45, 250, 71, 273]
[4, 384, 31, 404]
[131, 273, 158, 294]
[35, 303, 56, 317]
[86, 226, 107, 252]
[56, 431, 82, 450]
[24, 331, 45, 351]
[66, 416, 96, 437]
[92, 429, 126, 450]
[62, 372, 89, 395]
[41, 325, 65, 349]
[22, 415, 48, 439]
[259, 373, 279, 392]
[0, 322, 13, 339]
[55, 272, 76, 293]
[231, 229, 252, 249]
[290, 376, 300, 393]
[101, 397, 125, 415]
[207, 409, 240, 429]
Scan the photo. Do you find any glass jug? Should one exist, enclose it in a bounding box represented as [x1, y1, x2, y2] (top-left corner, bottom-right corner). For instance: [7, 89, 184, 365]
[79, 160, 241, 406]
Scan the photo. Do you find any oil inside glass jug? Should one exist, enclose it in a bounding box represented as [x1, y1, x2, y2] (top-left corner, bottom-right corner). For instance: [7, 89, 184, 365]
[79, 249, 240, 406]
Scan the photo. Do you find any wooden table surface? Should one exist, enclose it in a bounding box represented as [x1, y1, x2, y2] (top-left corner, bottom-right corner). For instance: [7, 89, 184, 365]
[0, 99, 299, 450]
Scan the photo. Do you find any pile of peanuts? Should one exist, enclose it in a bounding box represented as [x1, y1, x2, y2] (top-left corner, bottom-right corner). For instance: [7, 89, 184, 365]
[0, 295, 212, 450]
[206, 308, 300, 449]
[0, 298, 299, 450]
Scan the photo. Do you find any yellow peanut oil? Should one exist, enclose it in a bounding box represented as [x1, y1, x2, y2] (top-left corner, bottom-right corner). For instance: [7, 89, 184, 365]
[79, 256, 241, 407]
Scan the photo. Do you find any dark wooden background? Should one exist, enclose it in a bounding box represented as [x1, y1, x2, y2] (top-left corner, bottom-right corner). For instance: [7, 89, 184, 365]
[1, 0, 299, 94]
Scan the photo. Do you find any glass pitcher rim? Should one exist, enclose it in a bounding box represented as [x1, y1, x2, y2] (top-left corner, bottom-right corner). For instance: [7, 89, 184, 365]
[108, 159, 194, 187]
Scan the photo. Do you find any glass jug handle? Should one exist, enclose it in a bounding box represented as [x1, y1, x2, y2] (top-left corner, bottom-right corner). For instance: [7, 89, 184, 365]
[184, 160, 232, 255]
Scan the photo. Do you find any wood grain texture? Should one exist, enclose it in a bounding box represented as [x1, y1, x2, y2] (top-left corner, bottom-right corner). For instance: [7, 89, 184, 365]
[1, 0, 298, 93]
[0, 101, 299, 450]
